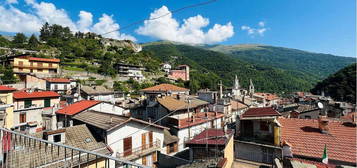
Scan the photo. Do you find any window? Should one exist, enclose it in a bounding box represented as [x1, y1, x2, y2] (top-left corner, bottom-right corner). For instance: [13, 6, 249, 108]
[54, 84, 58, 90]
[260, 121, 269, 131]
[64, 84, 67, 90]
[304, 115, 311, 119]
[30, 62, 33, 66]
[18, 61, 23, 66]
[37, 69, 43, 72]
[24, 100, 32, 108]
[38, 62, 43, 67]
[19, 113, 26, 123]
[53, 134, 61, 142]
[30, 69, 33, 73]
[19, 68, 23, 72]
[167, 142, 178, 154]
[44, 98, 51, 107]
[49, 63, 52, 67]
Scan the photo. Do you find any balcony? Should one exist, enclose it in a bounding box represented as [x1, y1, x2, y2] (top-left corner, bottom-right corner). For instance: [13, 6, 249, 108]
[0, 127, 149, 168]
[11, 63, 58, 69]
[117, 140, 160, 160]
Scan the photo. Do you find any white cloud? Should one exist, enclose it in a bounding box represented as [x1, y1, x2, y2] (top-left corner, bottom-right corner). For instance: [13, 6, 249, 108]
[6, 0, 18, 4]
[258, 21, 265, 27]
[0, 6, 42, 33]
[77, 11, 93, 32]
[92, 14, 136, 41]
[241, 21, 267, 36]
[0, 0, 135, 41]
[136, 6, 234, 44]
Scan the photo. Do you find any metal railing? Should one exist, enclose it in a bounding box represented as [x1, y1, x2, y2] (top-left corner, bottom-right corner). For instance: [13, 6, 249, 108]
[0, 127, 150, 168]
[117, 140, 160, 158]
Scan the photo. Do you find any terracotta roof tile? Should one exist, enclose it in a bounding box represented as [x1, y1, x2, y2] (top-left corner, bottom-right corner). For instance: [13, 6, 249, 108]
[242, 107, 280, 118]
[157, 96, 208, 111]
[230, 100, 248, 110]
[28, 57, 60, 63]
[56, 100, 100, 115]
[141, 84, 189, 92]
[176, 112, 224, 129]
[13, 91, 60, 99]
[255, 92, 280, 101]
[44, 78, 70, 83]
[279, 118, 357, 164]
[289, 158, 336, 168]
[0, 85, 16, 91]
[186, 129, 233, 145]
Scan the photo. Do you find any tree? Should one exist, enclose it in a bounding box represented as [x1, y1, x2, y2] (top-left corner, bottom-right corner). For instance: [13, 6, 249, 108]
[0, 35, 10, 47]
[0, 66, 17, 84]
[12, 33, 27, 47]
[40, 22, 51, 41]
[28, 34, 39, 48]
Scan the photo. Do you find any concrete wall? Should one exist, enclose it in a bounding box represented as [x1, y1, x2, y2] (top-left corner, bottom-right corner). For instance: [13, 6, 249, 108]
[26, 75, 46, 90]
[89, 102, 128, 115]
[234, 141, 282, 164]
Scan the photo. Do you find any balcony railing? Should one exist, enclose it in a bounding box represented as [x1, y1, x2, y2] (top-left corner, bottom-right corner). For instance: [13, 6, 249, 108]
[117, 140, 160, 159]
[11, 63, 58, 69]
[0, 127, 150, 168]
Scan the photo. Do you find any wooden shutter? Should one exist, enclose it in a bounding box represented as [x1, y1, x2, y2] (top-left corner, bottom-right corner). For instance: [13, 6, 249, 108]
[123, 137, 132, 156]
[142, 133, 146, 150]
[44, 98, 51, 107]
[174, 142, 178, 152]
[142, 156, 147, 165]
[152, 152, 157, 163]
[149, 131, 153, 147]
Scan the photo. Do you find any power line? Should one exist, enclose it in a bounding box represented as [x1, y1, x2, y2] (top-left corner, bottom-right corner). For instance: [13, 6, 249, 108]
[100, 0, 218, 36]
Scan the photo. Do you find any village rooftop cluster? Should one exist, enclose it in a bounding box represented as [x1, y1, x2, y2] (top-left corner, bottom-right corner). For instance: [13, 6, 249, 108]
[0, 54, 355, 168]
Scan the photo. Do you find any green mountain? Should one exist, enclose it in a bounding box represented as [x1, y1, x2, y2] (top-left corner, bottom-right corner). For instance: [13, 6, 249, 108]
[143, 42, 316, 93]
[207, 44, 354, 81]
[311, 63, 356, 103]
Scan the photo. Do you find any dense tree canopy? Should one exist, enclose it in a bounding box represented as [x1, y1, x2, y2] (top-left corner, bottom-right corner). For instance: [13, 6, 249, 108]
[311, 63, 356, 103]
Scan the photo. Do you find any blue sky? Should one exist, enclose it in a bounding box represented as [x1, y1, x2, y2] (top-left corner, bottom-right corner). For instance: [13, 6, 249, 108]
[0, 0, 355, 57]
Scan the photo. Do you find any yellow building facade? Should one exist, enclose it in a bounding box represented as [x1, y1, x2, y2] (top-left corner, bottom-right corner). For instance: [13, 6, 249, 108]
[11, 56, 60, 75]
[0, 86, 16, 129]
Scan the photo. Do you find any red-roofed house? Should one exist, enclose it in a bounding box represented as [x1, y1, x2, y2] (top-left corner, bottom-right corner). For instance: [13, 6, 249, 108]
[141, 84, 189, 103]
[56, 100, 128, 128]
[184, 129, 234, 168]
[279, 117, 356, 166]
[166, 111, 225, 152]
[25, 75, 72, 94]
[235, 107, 282, 164]
[9, 55, 60, 76]
[254, 92, 281, 107]
[12, 90, 60, 133]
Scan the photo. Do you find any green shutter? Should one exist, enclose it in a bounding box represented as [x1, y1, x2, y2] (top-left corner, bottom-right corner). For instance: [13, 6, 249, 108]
[44, 98, 51, 107]
[24, 100, 32, 108]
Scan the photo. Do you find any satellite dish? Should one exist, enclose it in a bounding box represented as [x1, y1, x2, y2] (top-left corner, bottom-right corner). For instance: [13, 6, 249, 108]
[73, 93, 79, 97]
[317, 102, 324, 109]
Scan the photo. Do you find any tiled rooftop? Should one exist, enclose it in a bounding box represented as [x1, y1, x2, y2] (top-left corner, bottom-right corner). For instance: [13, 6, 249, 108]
[141, 83, 189, 92]
[0, 85, 16, 92]
[45, 78, 71, 83]
[242, 107, 280, 118]
[173, 112, 225, 129]
[28, 57, 60, 63]
[13, 90, 60, 99]
[56, 100, 100, 115]
[279, 118, 356, 164]
[157, 96, 209, 111]
[186, 129, 233, 145]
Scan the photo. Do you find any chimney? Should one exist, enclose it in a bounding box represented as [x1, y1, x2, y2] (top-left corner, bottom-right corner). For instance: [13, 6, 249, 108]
[318, 116, 329, 134]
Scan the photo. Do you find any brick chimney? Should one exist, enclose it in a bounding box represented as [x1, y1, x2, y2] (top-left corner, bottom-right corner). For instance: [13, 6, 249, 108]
[318, 116, 329, 134]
